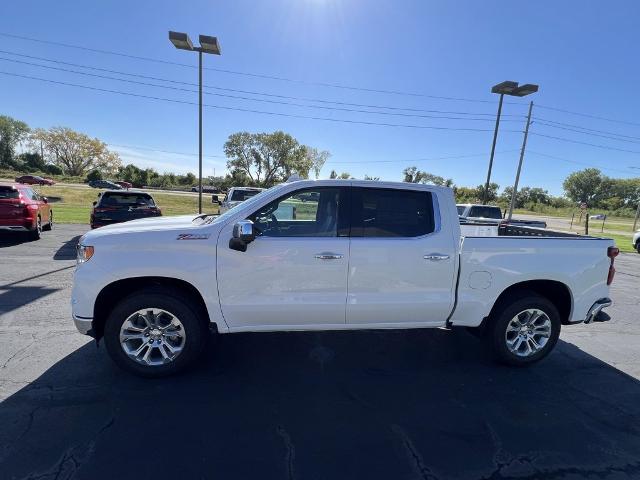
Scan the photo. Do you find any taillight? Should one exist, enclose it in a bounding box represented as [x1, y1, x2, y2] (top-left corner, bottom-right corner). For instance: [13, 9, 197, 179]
[94, 207, 118, 213]
[607, 246, 619, 285]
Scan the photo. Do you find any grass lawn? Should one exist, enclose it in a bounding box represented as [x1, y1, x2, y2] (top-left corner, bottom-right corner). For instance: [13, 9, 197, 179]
[591, 232, 637, 253]
[34, 184, 218, 224]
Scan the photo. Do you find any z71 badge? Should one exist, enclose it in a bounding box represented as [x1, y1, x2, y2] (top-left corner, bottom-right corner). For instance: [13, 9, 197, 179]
[176, 233, 210, 240]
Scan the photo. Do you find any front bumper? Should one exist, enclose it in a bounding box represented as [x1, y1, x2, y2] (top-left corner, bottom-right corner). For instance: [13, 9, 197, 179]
[583, 298, 612, 324]
[73, 313, 95, 336]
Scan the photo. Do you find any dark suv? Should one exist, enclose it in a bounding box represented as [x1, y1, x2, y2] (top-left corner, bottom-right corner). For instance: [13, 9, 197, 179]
[90, 191, 161, 229]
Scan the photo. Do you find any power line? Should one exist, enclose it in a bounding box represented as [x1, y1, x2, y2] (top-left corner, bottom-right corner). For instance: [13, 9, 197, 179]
[534, 117, 640, 141]
[0, 31, 510, 103]
[0, 56, 520, 123]
[0, 49, 525, 118]
[325, 150, 520, 164]
[527, 150, 639, 175]
[530, 132, 640, 155]
[107, 143, 225, 159]
[534, 120, 640, 145]
[1, 70, 523, 133]
[536, 103, 640, 128]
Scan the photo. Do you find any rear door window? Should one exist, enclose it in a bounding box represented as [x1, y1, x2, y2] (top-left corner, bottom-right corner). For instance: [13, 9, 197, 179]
[351, 188, 435, 237]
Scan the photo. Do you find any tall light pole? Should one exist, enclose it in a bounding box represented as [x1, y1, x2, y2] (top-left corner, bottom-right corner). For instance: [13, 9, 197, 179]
[169, 31, 221, 214]
[483, 81, 539, 205]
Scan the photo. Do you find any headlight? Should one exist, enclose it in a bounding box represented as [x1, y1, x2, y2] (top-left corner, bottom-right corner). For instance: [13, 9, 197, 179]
[76, 244, 95, 264]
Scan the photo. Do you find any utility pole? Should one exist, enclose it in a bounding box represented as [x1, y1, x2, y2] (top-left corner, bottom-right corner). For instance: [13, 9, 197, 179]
[507, 101, 534, 221]
[483, 94, 504, 205]
[198, 49, 203, 214]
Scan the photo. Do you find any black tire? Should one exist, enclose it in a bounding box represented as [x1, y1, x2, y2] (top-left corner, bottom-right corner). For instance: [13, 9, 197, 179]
[486, 291, 561, 367]
[636, 241, 640, 254]
[28, 216, 42, 240]
[43, 211, 53, 231]
[104, 288, 209, 377]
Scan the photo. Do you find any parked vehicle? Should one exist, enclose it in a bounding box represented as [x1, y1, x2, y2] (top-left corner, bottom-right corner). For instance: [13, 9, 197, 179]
[590, 214, 606, 220]
[90, 191, 161, 229]
[457, 204, 547, 229]
[218, 187, 264, 213]
[15, 175, 55, 186]
[0, 183, 53, 240]
[72, 180, 617, 377]
[192, 185, 220, 193]
[89, 180, 122, 190]
[633, 230, 640, 253]
[115, 181, 133, 189]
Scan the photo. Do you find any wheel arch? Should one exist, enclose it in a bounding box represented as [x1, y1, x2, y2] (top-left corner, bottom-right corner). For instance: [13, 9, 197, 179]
[488, 279, 573, 325]
[92, 276, 212, 340]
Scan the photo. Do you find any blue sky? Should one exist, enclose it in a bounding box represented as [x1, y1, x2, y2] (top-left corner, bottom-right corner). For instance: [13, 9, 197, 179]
[1, 0, 639, 195]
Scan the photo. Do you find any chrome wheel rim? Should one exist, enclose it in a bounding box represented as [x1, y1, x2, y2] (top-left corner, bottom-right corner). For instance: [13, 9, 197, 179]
[505, 308, 552, 357]
[37, 217, 42, 234]
[120, 308, 186, 366]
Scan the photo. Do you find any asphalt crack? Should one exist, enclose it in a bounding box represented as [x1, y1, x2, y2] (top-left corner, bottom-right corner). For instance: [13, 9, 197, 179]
[276, 425, 296, 480]
[391, 424, 439, 480]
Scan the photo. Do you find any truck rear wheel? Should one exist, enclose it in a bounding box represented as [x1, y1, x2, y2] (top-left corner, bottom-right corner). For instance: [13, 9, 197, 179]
[487, 292, 561, 366]
[104, 288, 209, 377]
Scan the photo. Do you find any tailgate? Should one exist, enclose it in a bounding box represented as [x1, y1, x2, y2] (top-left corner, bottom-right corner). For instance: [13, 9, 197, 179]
[0, 200, 23, 220]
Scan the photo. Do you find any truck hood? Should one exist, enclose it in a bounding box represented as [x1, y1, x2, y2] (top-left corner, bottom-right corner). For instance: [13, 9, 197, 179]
[81, 214, 211, 243]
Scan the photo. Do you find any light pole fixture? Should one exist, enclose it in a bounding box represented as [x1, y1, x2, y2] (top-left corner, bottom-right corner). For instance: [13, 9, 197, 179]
[169, 31, 222, 214]
[482, 80, 539, 205]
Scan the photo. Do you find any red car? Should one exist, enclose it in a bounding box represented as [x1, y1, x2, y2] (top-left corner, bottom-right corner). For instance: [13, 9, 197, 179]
[115, 181, 132, 189]
[0, 183, 53, 240]
[15, 175, 55, 186]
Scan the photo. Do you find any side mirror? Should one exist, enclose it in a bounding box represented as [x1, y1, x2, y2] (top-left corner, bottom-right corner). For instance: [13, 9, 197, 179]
[229, 220, 255, 252]
[92, 201, 97, 206]
[42, 197, 48, 203]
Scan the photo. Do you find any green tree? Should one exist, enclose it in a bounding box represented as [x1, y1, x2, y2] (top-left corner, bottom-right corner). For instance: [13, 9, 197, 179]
[338, 172, 351, 179]
[402, 166, 453, 187]
[224, 131, 327, 187]
[474, 183, 499, 203]
[329, 170, 338, 179]
[500, 186, 550, 208]
[30, 127, 121, 176]
[305, 146, 330, 179]
[562, 168, 610, 206]
[16, 152, 46, 172]
[0, 115, 29, 169]
[86, 169, 103, 182]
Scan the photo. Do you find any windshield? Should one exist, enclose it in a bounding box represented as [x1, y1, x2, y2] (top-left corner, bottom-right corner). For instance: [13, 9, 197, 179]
[230, 189, 263, 202]
[203, 184, 283, 225]
[456, 205, 466, 216]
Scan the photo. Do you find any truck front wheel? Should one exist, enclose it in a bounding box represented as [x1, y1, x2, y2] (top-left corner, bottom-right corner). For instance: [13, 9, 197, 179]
[487, 292, 561, 366]
[104, 289, 209, 377]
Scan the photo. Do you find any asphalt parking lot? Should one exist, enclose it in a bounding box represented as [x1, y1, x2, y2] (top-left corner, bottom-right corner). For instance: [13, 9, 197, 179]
[1, 225, 639, 479]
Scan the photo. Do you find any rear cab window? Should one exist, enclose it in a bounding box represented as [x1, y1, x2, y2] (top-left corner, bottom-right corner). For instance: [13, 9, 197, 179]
[351, 187, 435, 237]
[468, 206, 502, 219]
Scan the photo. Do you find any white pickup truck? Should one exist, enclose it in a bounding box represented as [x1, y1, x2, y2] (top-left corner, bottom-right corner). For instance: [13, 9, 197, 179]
[72, 180, 618, 377]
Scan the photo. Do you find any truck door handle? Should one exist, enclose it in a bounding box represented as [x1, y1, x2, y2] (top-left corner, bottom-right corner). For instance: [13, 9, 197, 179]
[315, 253, 344, 260]
[424, 254, 450, 261]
